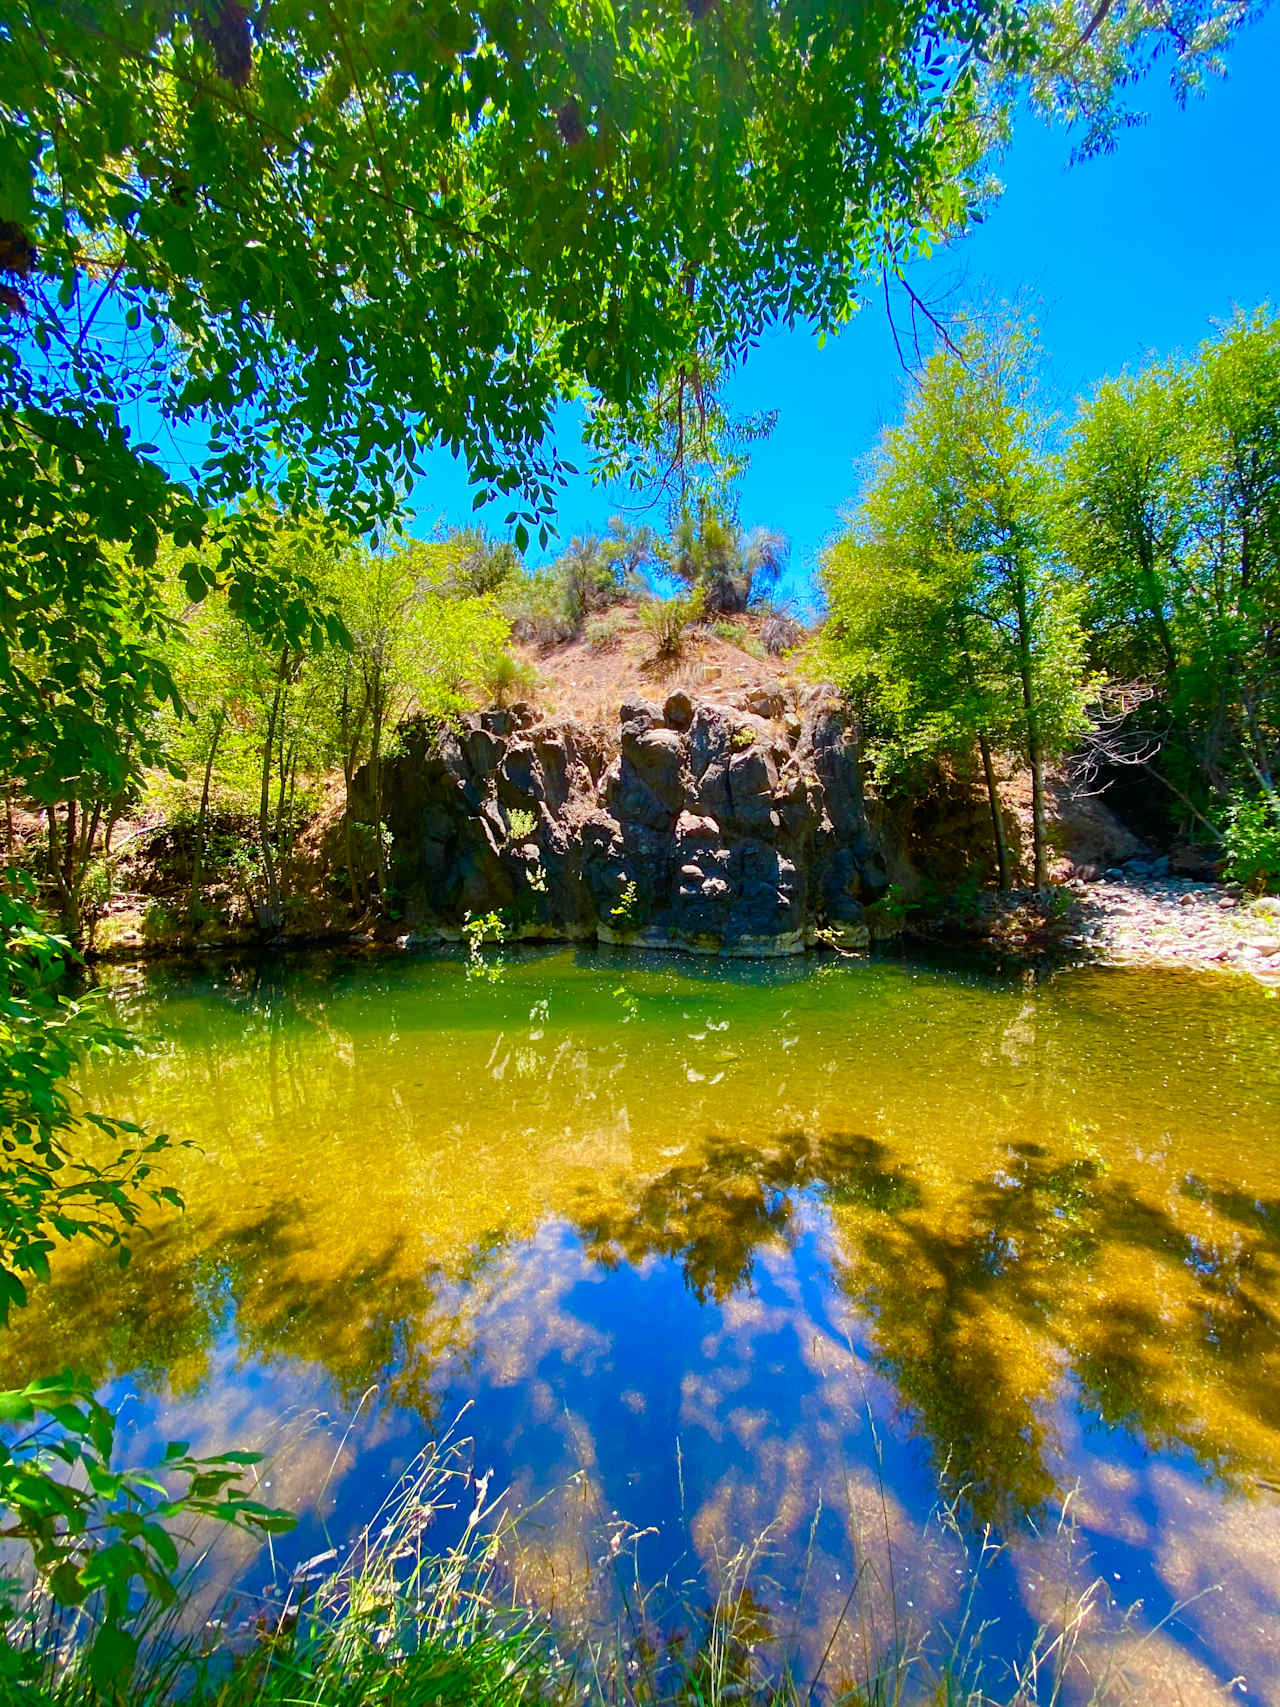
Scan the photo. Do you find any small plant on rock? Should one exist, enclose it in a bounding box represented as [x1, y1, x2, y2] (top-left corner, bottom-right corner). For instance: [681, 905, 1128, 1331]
[609, 879, 641, 931]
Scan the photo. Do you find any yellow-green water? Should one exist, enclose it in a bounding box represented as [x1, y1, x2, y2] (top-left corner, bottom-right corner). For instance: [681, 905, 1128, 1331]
[8, 947, 1280, 1701]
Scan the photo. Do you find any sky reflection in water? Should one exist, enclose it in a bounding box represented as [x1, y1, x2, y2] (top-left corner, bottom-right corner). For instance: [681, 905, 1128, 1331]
[8, 947, 1280, 1702]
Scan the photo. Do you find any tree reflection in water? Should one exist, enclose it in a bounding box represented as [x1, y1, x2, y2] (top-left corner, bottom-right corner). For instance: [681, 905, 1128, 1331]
[13, 949, 1280, 1699]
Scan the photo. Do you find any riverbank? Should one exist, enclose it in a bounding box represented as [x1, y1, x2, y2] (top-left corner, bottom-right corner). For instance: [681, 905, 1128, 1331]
[82, 869, 1280, 987]
[926, 874, 1280, 985]
[1062, 873, 1280, 982]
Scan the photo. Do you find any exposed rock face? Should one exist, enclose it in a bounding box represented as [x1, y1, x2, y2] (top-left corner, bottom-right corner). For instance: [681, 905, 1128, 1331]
[357, 691, 897, 956]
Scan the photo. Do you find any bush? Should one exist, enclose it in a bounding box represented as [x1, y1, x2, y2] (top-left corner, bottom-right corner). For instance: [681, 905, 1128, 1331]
[502, 570, 576, 649]
[761, 610, 804, 655]
[583, 610, 626, 652]
[1222, 792, 1280, 892]
[711, 617, 766, 659]
[481, 651, 540, 708]
[641, 590, 703, 660]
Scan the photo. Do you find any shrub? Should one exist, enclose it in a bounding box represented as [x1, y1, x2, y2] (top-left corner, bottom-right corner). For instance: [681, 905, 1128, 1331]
[640, 590, 703, 660]
[711, 617, 766, 659]
[761, 610, 804, 655]
[502, 571, 576, 649]
[1222, 792, 1280, 892]
[583, 610, 625, 652]
[482, 652, 540, 708]
[141, 901, 177, 943]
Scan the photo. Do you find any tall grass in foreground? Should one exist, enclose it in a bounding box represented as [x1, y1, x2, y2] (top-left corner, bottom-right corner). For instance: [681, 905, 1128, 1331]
[6, 1416, 1196, 1707]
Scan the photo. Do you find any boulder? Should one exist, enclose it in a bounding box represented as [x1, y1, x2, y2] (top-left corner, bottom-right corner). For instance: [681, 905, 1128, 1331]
[663, 690, 695, 731]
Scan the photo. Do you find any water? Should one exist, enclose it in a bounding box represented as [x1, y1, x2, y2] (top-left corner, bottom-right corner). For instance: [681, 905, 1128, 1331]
[7, 947, 1280, 1701]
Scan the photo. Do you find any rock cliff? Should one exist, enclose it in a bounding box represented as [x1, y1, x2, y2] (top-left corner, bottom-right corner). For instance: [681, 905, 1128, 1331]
[358, 689, 899, 956]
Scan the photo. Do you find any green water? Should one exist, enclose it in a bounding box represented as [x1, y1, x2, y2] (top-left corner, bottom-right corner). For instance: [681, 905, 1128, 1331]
[8, 947, 1280, 1701]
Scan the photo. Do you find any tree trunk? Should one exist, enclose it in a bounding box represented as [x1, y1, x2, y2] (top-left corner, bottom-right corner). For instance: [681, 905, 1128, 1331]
[339, 671, 369, 911]
[190, 708, 226, 919]
[46, 805, 80, 943]
[1012, 565, 1048, 891]
[370, 661, 386, 901]
[257, 653, 288, 932]
[977, 733, 1011, 890]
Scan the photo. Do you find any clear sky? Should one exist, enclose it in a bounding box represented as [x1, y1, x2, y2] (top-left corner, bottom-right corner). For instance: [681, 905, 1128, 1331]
[406, 5, 1280, 609]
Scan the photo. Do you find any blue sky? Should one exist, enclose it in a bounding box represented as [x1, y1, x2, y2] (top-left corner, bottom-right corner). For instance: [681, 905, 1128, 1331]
[408, 5, 1280, 608]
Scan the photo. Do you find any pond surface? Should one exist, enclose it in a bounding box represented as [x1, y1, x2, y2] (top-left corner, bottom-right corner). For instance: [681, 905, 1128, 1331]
[9, 947, 1280, 1701]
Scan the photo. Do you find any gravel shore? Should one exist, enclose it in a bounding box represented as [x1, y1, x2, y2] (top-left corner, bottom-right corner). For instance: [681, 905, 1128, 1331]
[1063, 874, 1280, 983]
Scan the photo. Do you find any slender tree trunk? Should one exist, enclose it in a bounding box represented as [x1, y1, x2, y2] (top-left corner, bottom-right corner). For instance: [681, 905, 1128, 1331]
[370, 662, 386, 901]
[1136, 535, 1179, 682]
[46, 805, 80, 943]
[191, 708, 226, 919]
[4, 781, 13, 861]
[977, 733, 1011, 891]
[340, 671, 368, 911]
[63, 800, 77, 896]
[1239, 686, 1276, 797]
[1012, 565, 1048, 890]
[258, 652, 288, 931]
[343, 755, 363, 911]
[954, 602, 1009, 891]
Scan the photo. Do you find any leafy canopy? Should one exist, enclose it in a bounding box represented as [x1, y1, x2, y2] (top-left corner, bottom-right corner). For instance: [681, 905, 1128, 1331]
[2, 0, 1010, 540]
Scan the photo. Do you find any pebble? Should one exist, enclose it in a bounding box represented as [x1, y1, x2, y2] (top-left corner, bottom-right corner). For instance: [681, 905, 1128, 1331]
[1065, 873, 1280, 980]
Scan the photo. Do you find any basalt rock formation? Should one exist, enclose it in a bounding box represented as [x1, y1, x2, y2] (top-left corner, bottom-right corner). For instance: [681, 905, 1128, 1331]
[356, 689, 902, 956]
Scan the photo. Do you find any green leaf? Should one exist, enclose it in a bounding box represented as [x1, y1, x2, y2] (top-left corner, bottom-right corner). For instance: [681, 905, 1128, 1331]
[89, 1623, 137, 1688]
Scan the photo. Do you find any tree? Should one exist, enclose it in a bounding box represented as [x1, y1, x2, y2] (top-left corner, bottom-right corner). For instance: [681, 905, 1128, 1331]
[823, 322, 1090, 889]
[316, 536, 513, 903]
[1061, 307, 1280, 829]
[664, 512, 789, 616]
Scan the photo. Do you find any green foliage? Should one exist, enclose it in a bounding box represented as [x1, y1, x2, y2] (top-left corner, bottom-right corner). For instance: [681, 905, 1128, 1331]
[152, 521, 516, 916]
[482, 652, 540, 710]
[1024, 0, 1260, 159]
[823, 318, 1091, 889]
[1, 0, 1043, 552]
[663, 513, 788, 617]
[0, 1373, 291, 1698]
[503, 520, 651, 648]
[584, 610, 626, 653]
[461, 909, 507, 980]
[609, 879, 641, 931]
[0, 882, 179, 1325]
[641, 591, 704, 661]
[503, 567, 580, 650]
[1222, 793, 1280, 893]
[1060, 306, 1280, 835]
[710, 619, 766, 659]
[589, 356, 778, 531]
[0, 882, 295, 1698]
